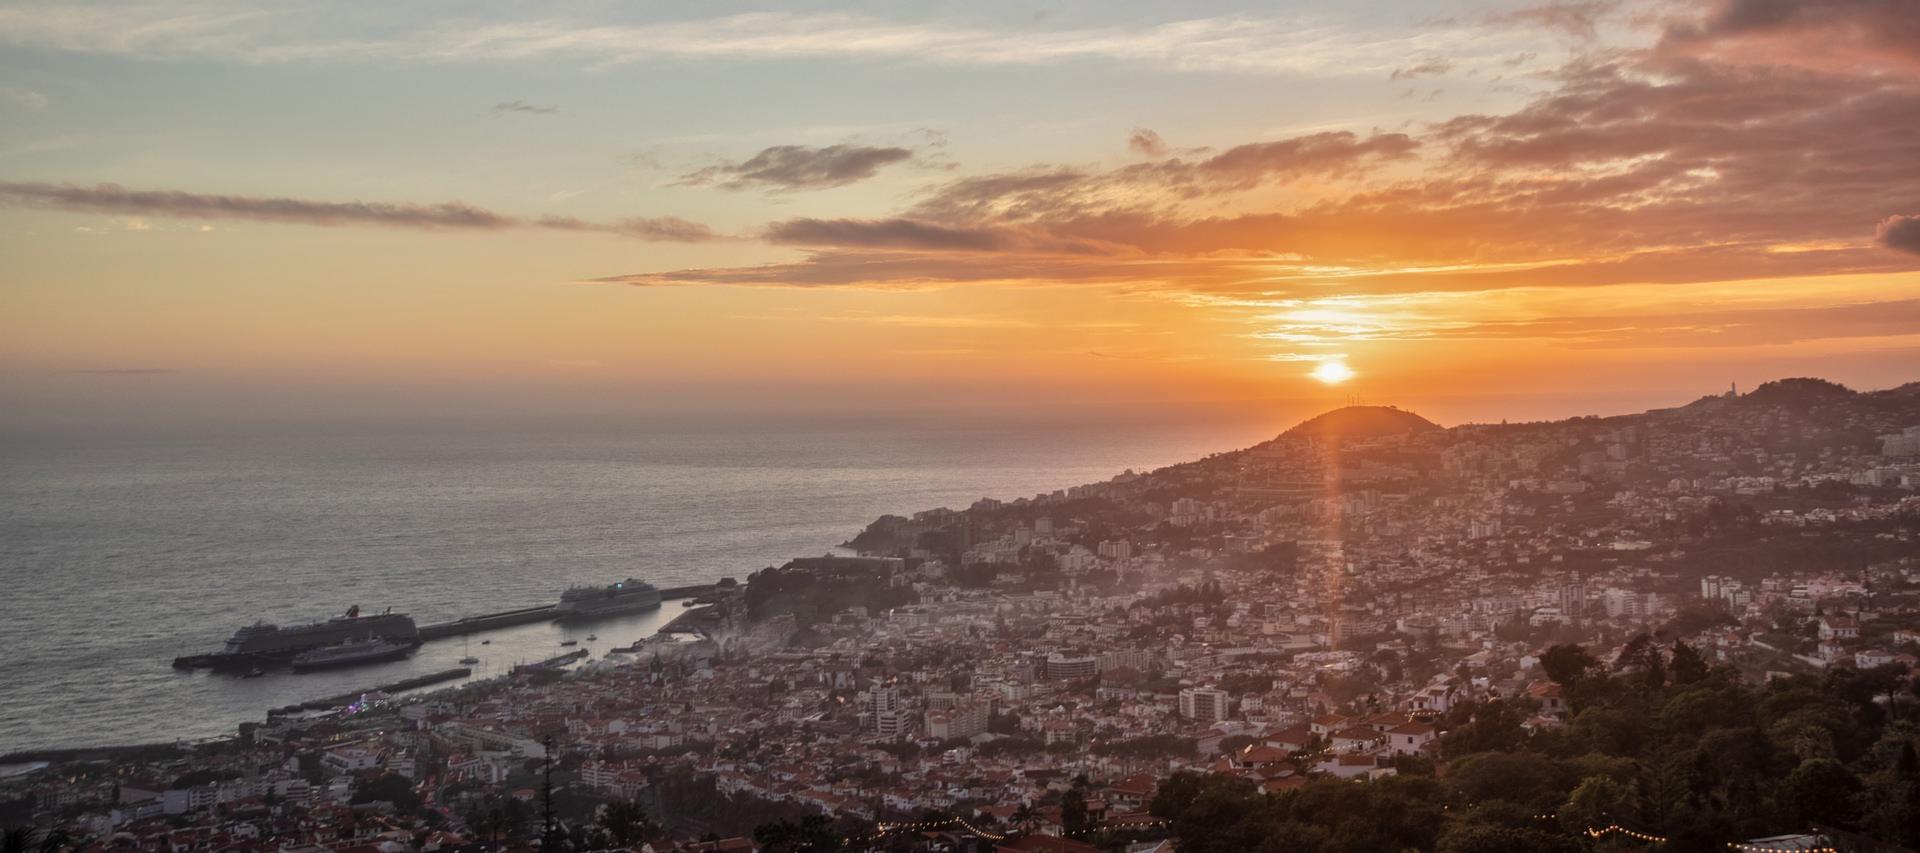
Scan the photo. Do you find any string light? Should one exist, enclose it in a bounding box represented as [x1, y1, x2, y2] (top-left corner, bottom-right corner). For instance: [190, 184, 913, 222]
[1587, 824, 1668, 843]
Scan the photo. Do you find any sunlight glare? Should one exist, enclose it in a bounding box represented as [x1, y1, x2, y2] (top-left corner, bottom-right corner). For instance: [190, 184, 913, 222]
[1311, 360, 1356, 384]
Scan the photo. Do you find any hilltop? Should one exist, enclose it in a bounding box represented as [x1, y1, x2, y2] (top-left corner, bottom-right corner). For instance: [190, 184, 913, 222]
[1278, 405, 1441, 442]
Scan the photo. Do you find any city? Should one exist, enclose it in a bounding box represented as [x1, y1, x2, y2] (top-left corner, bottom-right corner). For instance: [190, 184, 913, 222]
[8, 378, 1920, 852]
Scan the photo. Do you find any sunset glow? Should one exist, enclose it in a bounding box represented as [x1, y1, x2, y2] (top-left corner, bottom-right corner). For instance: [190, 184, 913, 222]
[1311, 360, 1357, 385]
[0, 0, 1916, 424]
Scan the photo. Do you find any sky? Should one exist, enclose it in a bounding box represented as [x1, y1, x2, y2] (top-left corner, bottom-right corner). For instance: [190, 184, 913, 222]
[1, 0, 1917, 427]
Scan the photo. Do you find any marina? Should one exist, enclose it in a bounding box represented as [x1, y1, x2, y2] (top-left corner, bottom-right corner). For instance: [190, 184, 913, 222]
[173, 581, 733, 671]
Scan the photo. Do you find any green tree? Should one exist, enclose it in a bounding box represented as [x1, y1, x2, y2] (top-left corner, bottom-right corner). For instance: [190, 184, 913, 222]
[597, 799, 658, 846]
[1542, 645, 1598, 687]
[1779, 758, 1861, 828]
[1669, 641, 1710, 685]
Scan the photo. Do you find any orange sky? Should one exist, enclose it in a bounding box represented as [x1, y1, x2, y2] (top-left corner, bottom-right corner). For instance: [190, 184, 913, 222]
[1, 0, 1916, 425]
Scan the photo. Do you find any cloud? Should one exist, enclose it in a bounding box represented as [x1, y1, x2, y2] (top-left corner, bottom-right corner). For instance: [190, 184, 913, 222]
[1486, 1, 1620, 40]
[0, 84, 48, 109]
[535, 215, 719, 242]
[0, 6, 1540, 78]
[1414, 299, 1920, 349]
[1879, 215, 1920, 255]
[0, 181, 717, 241]
[903, 130, 1418, 226]
[1660, 0, 1920, 74]
[492, 100, 556, 115]
[592, 251, 1261, 290]
[0, 181, 515, 229]
[763, 217, 1121, 254]
[1127, 128, 1169, 157]
[679, 144, 916, 192]
[1390, 59, 1454, 80]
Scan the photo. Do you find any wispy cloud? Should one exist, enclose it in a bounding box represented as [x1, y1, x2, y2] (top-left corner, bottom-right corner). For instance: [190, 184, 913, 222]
[0, 84, 49, 109]
[0, 6, 1541, 77]
[0, 181, 515, 229]
[0, 181, 718, 241]
[679, 144, 915, 192]
[492, 99, 556, 115]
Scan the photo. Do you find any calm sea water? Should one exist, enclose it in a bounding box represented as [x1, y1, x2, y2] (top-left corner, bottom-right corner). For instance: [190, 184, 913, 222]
[0, 412, 1279, 752]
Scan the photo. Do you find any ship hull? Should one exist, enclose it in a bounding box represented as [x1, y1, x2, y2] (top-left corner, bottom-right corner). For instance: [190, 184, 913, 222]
[290, 643, 417, 672]
[553, 597, 662, 623]
[175, 612, 420, 670]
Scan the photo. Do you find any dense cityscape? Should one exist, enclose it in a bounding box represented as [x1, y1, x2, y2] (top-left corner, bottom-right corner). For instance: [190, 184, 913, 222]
[7, 377, 1920, 852]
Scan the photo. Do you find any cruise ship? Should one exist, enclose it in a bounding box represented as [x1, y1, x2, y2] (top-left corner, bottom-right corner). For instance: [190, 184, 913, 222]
[290, 638, 416, 672]
[553, 579, 661, 622]
[173, 606, 420, 670]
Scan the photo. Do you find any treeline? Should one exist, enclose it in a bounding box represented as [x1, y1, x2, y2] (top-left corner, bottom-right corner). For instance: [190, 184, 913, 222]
[1149, 639, 1920, 852]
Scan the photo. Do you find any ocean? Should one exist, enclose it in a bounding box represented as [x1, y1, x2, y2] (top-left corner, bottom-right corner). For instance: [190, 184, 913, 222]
[0, 411, 1280, 753]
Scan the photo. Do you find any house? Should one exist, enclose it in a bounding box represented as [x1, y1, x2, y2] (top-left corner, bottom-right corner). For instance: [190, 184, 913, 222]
[1386, 722, 1437, 754]
[1309, 713, 1354, 735]
[1262, 724, 1313, 753]
[1819, 615, 1860, 641]
[1315, 752, 1391, 780]
[1103, 775, 1157, 812]
[1329, 726, 1387, 753]
[1525, 682, 1567, 716]
[1856, 649, 1896, 669]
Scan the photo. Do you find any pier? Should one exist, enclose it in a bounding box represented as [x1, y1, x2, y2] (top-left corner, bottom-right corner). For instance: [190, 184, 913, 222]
[268, 667, 472, 715]
[415, 583, 722, 640]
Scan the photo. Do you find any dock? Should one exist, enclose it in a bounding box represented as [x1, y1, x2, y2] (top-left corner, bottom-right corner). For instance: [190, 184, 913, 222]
[511, 649, 588, 675]
[415, 583, 724, 640]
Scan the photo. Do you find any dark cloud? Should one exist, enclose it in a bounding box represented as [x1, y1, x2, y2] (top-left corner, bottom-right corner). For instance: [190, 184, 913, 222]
[593, 251, 1252, 290]
[0, 181, 515, 229]
[535, 215, 719, 243]
[904, 131, 1417, 226]
[1128, 128, 1169, 157]
[678, 144, 916, 192]
[492, 100, 558, 115]
[763, 217, 1122, 255]
[0, 181, 717, 242]
[1880, 214, 1920, 255]
[1661, 0, 1920, 73]
[1390, 59, 1454, 80]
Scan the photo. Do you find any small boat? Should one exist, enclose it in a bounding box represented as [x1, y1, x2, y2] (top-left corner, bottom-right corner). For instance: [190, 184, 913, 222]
[460, 656, 480, 665]
[559, 639, 578, 647]
[481, 639, 491, 645]
[242, 667, 266, 679]
[585, 634, 598, 641]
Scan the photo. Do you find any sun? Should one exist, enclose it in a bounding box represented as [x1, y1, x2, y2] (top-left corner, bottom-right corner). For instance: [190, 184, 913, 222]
[1310, 360, 1356, 385]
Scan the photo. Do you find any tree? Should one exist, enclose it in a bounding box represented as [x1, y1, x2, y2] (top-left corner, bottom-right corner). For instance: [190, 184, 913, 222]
[1780, 758, 1861, 828]
[597, 799, 658, 846]
[1, 826, 69, 853]
[1558, 775, 1633, 834]
[1542, 644, 1598, 687]
[1669, 641, 1709, 685]
[350, 773, 421, 812]
[753, 815, 840, 853]
[1061, 786, 1090, 836]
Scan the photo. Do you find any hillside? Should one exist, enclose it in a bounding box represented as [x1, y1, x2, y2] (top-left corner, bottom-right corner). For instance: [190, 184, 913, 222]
[1279, 405, 1441, 442]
